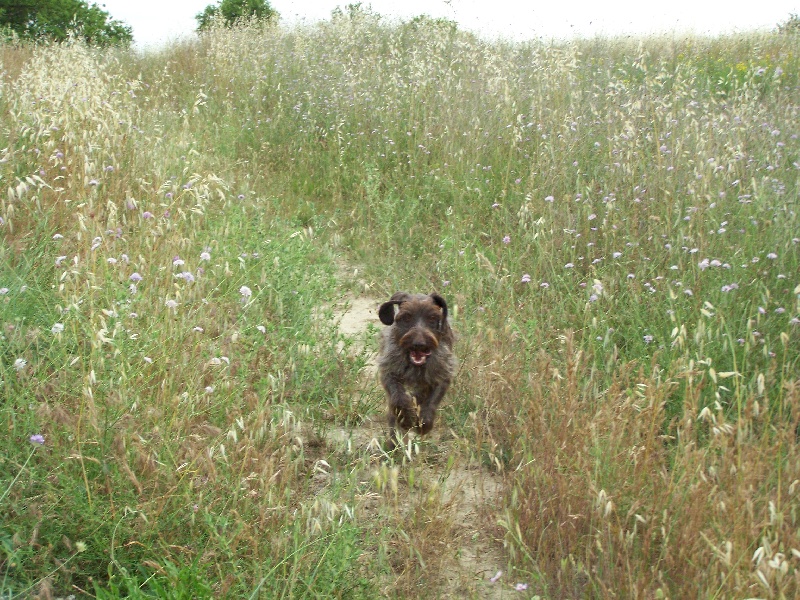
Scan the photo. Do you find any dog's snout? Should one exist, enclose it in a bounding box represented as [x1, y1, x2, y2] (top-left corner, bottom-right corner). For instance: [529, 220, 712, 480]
[400, 325, 439, 351]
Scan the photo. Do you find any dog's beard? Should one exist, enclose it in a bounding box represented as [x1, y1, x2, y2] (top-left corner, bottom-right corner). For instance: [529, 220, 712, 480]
[409, 349, 431, 365]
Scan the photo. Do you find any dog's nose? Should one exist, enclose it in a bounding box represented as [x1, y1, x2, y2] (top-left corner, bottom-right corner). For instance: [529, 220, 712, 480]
[410, 329, 431, 350]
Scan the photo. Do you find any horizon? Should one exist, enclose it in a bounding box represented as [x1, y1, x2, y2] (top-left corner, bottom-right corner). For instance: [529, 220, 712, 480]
[99, 0, 800, 49]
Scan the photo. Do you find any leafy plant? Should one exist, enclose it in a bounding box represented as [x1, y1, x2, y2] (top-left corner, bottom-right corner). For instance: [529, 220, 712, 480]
[0, 0, 132, 46]
[195, 0, 278, 32]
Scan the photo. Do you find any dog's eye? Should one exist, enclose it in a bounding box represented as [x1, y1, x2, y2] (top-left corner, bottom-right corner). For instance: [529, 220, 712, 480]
[395, 312, 411, 323]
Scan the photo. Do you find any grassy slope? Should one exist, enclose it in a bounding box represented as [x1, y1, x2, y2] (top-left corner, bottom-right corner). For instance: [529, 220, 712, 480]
[1, 13, 799, 598]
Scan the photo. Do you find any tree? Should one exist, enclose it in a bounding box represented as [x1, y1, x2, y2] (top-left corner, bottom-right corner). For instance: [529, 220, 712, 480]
[195, 0, 278, 32]
[0, 0, 132, 46]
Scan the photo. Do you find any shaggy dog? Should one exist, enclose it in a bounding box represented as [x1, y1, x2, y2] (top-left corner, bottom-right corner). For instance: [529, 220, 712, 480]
[377, 292, 456, 450]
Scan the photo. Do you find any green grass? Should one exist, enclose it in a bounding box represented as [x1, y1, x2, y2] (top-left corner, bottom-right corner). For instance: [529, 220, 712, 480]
[1, 13, 800, 599]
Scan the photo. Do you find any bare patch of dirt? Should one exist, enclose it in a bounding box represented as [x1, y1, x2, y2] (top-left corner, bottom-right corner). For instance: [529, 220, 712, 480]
[441, 463, 507, 599]
[331, 293, 379, 376]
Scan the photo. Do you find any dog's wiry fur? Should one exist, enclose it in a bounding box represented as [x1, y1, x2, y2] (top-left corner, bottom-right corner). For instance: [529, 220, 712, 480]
[377, 292, 456, 450]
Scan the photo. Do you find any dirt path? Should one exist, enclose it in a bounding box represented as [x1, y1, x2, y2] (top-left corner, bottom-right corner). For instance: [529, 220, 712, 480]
[322, 287, 509, 598]
[331, 293, 380, 375]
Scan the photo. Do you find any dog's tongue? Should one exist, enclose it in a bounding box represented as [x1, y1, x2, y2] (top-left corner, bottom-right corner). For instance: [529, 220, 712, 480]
[410, 350, 430, 365]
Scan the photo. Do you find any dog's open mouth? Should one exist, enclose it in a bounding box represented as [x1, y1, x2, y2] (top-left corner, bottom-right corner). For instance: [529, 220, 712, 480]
[409, 349, 431, 366]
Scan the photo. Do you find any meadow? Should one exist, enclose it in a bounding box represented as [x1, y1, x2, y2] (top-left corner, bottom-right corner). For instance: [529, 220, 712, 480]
[1, 9, 799, 598]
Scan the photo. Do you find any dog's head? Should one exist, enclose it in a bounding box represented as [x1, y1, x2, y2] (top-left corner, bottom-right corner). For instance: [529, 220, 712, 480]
[379, 292, 450, 366]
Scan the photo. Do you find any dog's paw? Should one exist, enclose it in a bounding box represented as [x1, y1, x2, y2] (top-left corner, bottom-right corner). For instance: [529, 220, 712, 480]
[417, 409, 436, 434]
[396, 406, 419, 430]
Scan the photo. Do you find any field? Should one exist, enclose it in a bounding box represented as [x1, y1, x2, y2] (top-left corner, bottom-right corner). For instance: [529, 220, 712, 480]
[1, 10, 799, 598]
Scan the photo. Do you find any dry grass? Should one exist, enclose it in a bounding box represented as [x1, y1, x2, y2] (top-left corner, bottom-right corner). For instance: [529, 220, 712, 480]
[492, 333, 800, 597]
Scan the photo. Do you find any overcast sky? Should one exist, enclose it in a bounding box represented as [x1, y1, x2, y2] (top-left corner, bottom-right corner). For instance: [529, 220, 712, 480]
[99, 0, 800, 49]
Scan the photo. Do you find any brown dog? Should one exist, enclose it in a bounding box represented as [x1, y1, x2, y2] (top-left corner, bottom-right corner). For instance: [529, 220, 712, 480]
[377, 292, 456, 450]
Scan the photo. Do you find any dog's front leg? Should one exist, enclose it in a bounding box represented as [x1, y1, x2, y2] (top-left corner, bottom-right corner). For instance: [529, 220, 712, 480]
[382, 375, 417, 449]
[417, 382, 450, 435]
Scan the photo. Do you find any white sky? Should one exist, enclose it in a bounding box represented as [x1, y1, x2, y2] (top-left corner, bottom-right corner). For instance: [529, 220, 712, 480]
[99, 0, 800, 49]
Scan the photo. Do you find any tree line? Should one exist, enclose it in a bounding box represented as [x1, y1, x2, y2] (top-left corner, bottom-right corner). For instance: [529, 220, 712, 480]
[0, 0, 276, 46]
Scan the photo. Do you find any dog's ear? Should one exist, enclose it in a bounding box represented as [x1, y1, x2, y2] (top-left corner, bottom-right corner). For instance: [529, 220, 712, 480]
[378, 301, 399, 325]
[379, 292, 410, 325]
[430, 293, 448, 323]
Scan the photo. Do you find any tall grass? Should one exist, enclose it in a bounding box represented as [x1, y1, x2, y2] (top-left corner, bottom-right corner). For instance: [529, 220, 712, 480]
[1, 11, 799, 598]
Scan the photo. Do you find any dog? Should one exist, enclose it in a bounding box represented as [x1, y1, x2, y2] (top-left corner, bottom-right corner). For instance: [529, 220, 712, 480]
[377, 292, 456, 450]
